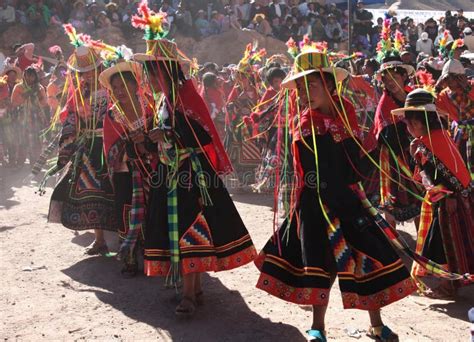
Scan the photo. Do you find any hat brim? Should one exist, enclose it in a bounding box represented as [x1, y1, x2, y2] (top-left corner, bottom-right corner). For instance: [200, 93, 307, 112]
[379, 61, 415, 76]
[281, 67, 349, 89]
[2, 65, 22, 78]
[391, 106, 437, 116]
[67, 57, 103, 73]
[99, 61, 143, 91]
[133, 53, 179, 63]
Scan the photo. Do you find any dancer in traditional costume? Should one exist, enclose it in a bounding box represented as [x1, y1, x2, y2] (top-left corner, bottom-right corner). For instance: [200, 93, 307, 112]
[255, 48, 416, 342]
[130, 2, 256, 317]
[392, 88, 474, 298]
[200, 72, 226, 140]
[226, 44, 265, 187]
[0, 64, 21, 167]
[10, 65, 49, 167]
[99, 44, 154, 276]
[249, 66, 288, 194]
[46, 25, 117, 255]
[436, 59, 474, 180]
[368, 21, 423, 226]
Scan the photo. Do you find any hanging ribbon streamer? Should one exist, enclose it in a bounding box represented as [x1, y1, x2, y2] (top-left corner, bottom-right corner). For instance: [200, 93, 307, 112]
[351, 182, 473, 285]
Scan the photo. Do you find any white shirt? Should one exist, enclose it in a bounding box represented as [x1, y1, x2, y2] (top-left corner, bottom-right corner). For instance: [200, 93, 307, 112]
[416, 38, 434, 56]
[274, 4, 281, 18]
[464, 35, 474, 52]
[0, 5, 15, 23]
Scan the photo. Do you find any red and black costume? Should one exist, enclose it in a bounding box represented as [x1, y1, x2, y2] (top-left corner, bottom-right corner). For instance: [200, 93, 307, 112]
[255, 96, 416, 309]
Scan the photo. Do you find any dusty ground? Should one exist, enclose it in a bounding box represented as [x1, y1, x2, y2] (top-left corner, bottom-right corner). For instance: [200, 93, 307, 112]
[0, 166, 473, 342]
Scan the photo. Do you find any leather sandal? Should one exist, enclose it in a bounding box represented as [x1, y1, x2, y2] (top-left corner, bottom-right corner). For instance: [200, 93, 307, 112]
[175, 296, 196, 318]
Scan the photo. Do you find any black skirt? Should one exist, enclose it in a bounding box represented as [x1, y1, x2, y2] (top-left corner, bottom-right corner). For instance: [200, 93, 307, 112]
[143, 110, 256, 276]
[48, 137, 117, 231]
[255, 134, 416, 310]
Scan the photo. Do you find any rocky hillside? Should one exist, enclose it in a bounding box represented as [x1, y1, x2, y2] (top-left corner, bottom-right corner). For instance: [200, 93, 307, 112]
[0, 25, 290, 68]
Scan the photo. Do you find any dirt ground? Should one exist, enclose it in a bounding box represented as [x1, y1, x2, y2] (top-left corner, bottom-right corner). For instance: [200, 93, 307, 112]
[1, 167, 473, 341]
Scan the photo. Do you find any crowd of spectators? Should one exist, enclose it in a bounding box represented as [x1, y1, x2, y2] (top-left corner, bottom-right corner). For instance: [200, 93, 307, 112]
[0, 0, 473, 57]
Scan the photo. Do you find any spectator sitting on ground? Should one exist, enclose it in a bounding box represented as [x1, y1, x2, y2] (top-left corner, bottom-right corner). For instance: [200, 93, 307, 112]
[268, 0, 288, 27]
[297, 17, 312, 41]
[226, 6, 242, 30]
[312, 16, 326, 42]
[209, 10, 222, 35]
[96, 10, 111, 29]
[70, 1, 87, 29]
[0, 0, 15, 25]
[175, 1, 193, 35]
[253, 14, 272, 37]
[463, 27, 474, 52]
[195, 9, 210, 38]
[416, 32, 434, 57]
[105, 2, 120, 26]
[325, 14, 342, 48]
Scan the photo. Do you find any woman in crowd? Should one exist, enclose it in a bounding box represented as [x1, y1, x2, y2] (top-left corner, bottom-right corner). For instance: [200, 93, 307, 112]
[100, 53, 153, 277]
[131, 5, 256, 317]
[47, 29, 117, 255]
[11, 65, 49, 166]
[255, 48, 416, 342]
[393, 88, 473, 298]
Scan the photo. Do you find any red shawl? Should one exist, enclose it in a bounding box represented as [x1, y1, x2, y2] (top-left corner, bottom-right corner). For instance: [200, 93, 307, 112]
[103, 107, 126, 162]
[178, 79, 233, 175]
[419, 129, 471, 188]
[371, 89, 412, 140]
[436, 82, 474, 122]
[293, 95, 361, 143]
[200, 86, 226, 112]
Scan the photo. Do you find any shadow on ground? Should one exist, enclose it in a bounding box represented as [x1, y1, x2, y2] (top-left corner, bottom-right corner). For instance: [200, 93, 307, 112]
[426, 287, 474, 322]
[62, 257, 305, 342]
[0, 166, 31, 210]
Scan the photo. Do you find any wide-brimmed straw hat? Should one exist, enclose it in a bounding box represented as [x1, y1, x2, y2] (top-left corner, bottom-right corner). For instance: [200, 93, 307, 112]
[98, 61, 143, 91]
[391, 88, 438, 116]
[133, 39, 179, 63]
[67, 45, 103, 72]
[281, 49, 349, 89]
[2, 64, 22, 79]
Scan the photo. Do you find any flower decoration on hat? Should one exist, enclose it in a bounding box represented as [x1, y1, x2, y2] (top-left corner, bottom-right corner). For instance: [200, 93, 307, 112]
[416, 69, 436, 96]
[132, 0, 169, 41]
[286, 37, 299, 58]
[90, 40, 133, 68]
[237, 42, 266, 73]
[63, 23, 91, 47]
[286, 35, 328, 59]
[450, 39, 464, 55]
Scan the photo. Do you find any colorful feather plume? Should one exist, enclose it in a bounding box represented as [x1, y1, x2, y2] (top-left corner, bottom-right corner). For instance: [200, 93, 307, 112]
[394, 30, 405, 52]
[416, 70, 436, 95]
[131, 0, 169, 40]
[49, 45, 62, 55]
[439, 30, 449, 53]
[63, 24, 92, 48]
[286, 37, 299, 58]
[449, 39, 465, 59]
